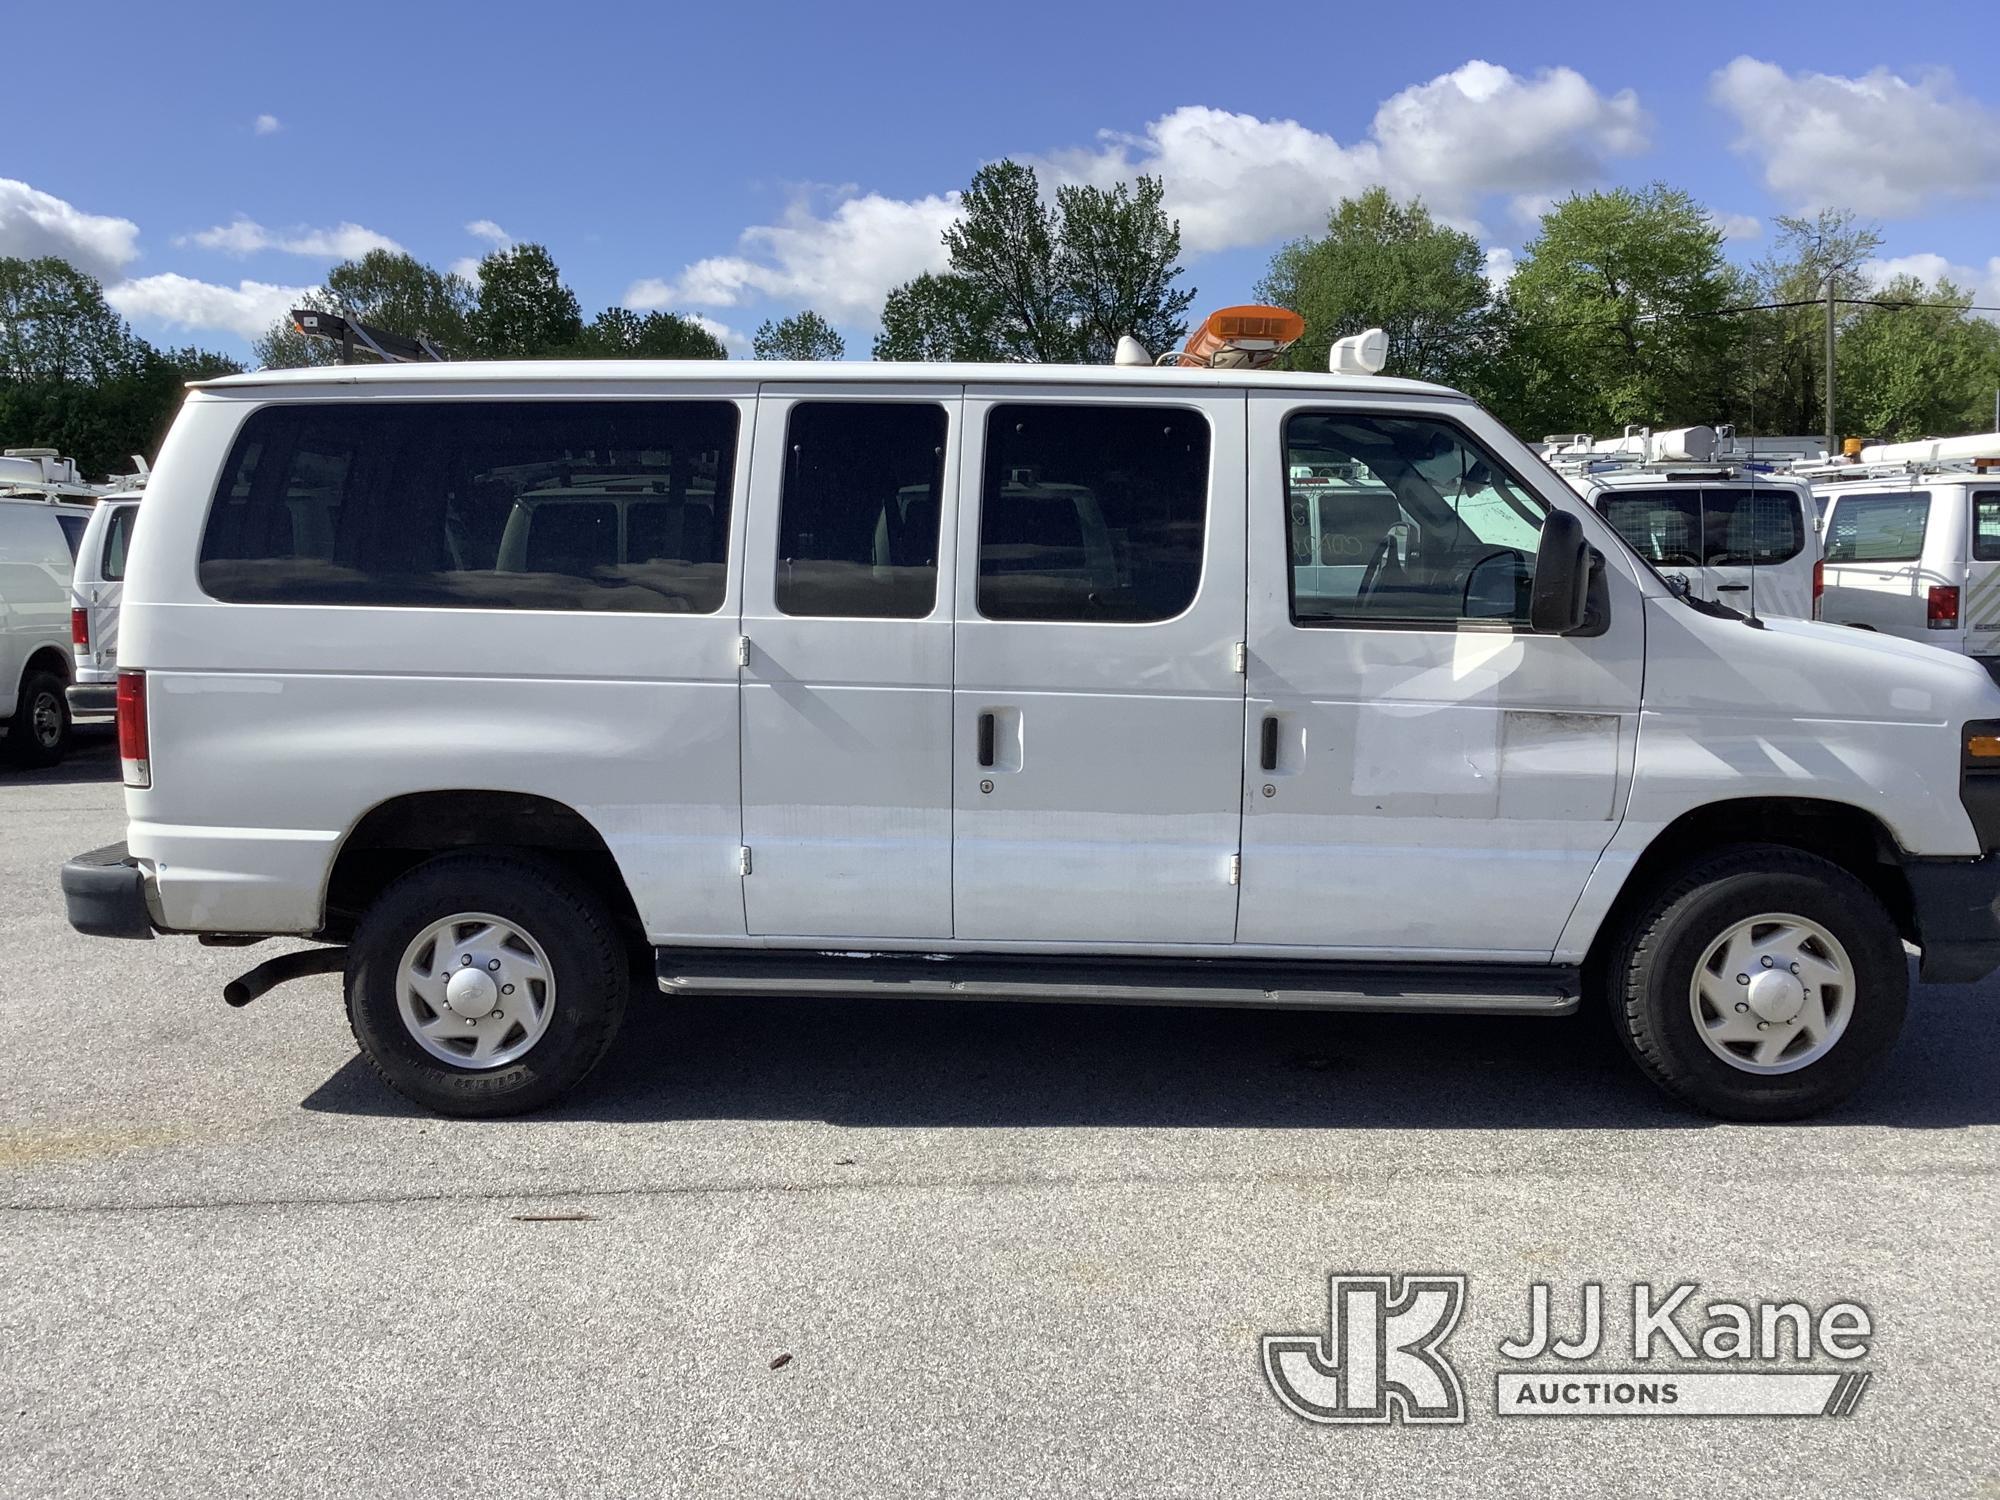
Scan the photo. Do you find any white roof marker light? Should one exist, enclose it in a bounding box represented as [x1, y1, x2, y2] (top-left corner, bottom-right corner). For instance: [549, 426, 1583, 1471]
[1329, 328, 1389, 376]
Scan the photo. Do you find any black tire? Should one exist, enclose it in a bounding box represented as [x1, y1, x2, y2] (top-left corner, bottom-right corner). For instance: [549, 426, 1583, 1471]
[2, 668, 71, 767]
[345, 852, 630, 1117]
[1610, 844, 1908, 1121]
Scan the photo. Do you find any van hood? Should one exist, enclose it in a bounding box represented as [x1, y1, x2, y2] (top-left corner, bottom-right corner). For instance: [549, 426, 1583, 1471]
[1759, 615, 1995, 680]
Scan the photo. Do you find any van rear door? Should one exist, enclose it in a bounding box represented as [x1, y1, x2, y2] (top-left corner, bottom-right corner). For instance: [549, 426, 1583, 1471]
[1962, 488, 2000, 662]
[1818, 490, 1934, 643]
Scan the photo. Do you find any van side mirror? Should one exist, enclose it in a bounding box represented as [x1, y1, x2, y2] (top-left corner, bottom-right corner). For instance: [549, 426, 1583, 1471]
[1530, 511, 1592, 634]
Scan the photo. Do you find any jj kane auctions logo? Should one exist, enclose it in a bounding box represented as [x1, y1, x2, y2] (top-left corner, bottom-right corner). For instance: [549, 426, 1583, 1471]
[1263, 1275, 1874, 1424]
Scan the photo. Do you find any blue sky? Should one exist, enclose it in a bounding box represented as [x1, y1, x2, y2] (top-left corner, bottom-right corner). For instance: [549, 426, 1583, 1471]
[5, 0, 1997, 358]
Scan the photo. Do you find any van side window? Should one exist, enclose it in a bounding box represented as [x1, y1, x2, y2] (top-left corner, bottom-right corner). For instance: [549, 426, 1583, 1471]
[977, 403, 1208, 623]
[1284, 412, 1548, 626]
[102, 505, 137, 581]
[775, 402, 947, 618]
[199, 401, 740, 612]
[56, 513, 87, 559]
[1973, 493, 2000, 562]
[1822, 492, 1928, 563]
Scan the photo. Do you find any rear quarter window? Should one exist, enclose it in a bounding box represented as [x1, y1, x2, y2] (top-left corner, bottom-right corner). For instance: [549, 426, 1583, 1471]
[1822, 492, 1929, 564]
[101, 504, 138, 581]
[199, 399, 741, 612]
[1972, 492, 2000, 562]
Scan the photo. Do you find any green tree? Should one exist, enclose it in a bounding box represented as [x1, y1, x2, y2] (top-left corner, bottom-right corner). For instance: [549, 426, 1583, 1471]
[1257, 188, 1495, 387]
[1053, 175, 1195, 363]
[1497, 185, 1740, 435]
[0, 256, 140, 383]
[250, 309, 339, 371]
[753, 309, 844, 360]
[873, 272, 1002, 361]
[1734, 210, 1884, 437]
[470, 243, 583, 358]
[574, 307, 726, 359]
[326, 250, 475, 352]
[934, 160, 1193, 363]
[1835, 275, 2000, 441]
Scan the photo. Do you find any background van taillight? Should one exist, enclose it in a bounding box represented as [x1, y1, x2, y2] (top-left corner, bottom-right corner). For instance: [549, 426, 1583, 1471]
[1928, 584, 1960, 631]
[1812, 559, 1824, 619]
[116, 670, 150, 787]
[71, 607, 89, 648]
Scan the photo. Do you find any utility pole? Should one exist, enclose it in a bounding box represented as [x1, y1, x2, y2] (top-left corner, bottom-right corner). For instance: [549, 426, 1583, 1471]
[1824, 272, 1838, 456]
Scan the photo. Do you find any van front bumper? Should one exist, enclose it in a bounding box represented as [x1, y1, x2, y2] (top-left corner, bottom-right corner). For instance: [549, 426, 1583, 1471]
[60, 842, 156, 939]
[1905, 855, 2000, 982]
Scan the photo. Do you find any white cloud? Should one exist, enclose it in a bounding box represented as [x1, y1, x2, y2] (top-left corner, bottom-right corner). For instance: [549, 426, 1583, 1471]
[1715, 212, 1762, 241]
[1862, 252, 2000, 319]
[637, 61, 1648, 327]
[1712, 58, 2000, 216]
[1481, 247, 1518, 288]
[105, 273, 319, 340]
[0, 178, 141, 281]
[690, 314, 751, 357]
[449, 257, 482, 280]
[253, 114, 282, 136]
[626, 189, 959, 323]
[466, 218, 511, 246]
[178, 217, 403, 259]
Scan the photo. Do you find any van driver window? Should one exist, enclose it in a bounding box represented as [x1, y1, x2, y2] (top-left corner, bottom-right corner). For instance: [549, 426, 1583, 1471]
[977, 403, 1209, 623]
[775, 402, 947, 618]
[199, 400, 740, 613]
[1284, 413, 1548, 626]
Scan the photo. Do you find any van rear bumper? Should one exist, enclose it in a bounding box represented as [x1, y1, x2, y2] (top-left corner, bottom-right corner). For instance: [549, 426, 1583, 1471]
[1904, 855, 2000, 982]
[65, 681, 117, 716]
[60, 842, 157, 939]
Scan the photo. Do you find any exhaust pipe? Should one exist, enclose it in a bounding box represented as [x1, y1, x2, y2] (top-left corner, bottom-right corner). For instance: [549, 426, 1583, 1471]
[224, 946, 347, 1008]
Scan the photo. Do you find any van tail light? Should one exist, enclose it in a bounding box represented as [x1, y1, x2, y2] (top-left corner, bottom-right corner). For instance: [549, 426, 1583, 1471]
[71, 607, 89, 649]
[1811, 560, 1824, 619]
[116, 670, 150, 788]
[1928, 584, 1960, 631]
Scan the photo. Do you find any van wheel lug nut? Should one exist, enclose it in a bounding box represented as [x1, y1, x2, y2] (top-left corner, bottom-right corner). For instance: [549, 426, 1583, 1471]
[1736, 974, 1749, 984]
[488, 959, 500, 971]
[502, 984, 514, 994]
[1757, 1021, 1770, 1030]
[460, 955, 472, 966]
[1760, 956, 1774, 968]
[1734, 1002, 1749, 1012]
[1789, 962, 1800, 974]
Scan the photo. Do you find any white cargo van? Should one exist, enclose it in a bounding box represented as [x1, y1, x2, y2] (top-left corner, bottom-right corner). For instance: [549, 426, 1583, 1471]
[1548, 428, 1820, 620]
[67, 491, 142, 717]
[59, 359, 2000, 1122]
[1812, 436, 2000, 673]
[1, 495, 89, 765]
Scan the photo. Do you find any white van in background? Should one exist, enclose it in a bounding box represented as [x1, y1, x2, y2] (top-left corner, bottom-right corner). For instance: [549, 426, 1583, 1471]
[1547, 427, 1821, 620]
[68, 491, 143, 717]
[0, 495, 89, 765]
[1809, 435, 2000, 674]
[55, 345, 2000, 1125]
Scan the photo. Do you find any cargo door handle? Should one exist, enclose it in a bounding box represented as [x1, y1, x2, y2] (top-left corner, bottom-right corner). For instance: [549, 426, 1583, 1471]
[977, 712, 996, 768]
[1260, 715, 1279, 772]
[1716, 583, 1749, 592]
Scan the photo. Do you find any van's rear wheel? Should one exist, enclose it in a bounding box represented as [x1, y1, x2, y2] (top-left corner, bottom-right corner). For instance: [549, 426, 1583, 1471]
[3, 668, 71, 767]
[1612, 845, 1907, 1120]
[345, 853, 629, 1117]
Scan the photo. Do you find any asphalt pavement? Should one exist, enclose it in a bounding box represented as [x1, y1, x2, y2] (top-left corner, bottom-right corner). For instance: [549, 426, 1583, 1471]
[4, 733, 1995, 1498]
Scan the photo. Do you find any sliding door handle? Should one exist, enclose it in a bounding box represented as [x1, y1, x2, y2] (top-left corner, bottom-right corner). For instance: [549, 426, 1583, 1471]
[977, 712, 996, 768]
[1260, 714, 1279, 772]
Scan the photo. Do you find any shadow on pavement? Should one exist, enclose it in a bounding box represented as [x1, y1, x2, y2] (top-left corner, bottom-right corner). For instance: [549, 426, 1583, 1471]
[0, 726, 118, 787]
[301, 970, 1999, 1131]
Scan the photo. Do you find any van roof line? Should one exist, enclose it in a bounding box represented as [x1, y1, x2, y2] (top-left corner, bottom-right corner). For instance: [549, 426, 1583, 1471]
[191, 358, 1462, 399]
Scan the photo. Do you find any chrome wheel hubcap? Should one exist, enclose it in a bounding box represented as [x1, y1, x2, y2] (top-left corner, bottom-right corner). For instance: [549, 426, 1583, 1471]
[1688, 912, 1854, 1074]
[396, 912, 555, 1069]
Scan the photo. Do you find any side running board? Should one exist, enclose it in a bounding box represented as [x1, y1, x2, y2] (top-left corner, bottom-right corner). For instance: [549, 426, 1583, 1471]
[656, 950, 1579, 1015]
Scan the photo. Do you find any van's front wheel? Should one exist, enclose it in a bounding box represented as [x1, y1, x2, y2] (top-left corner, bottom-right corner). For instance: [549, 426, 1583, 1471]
[345, 853, 629, 1117]
[1613, 846, 1907, 1120]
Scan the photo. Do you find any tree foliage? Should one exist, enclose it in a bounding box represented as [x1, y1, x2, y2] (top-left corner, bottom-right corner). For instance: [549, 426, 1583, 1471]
[873, 273, 1003, 361]
[470, 243, 583, 358]
[0, 256, 241, 473]
[1257, 188, 1494, 387]
[753, 309, 844, 361]
[1835, 275, 2000, 441]
[890, 159, 1193, 363]
[575, 308, 726, 359]
[1495, 185, 1741, 437]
